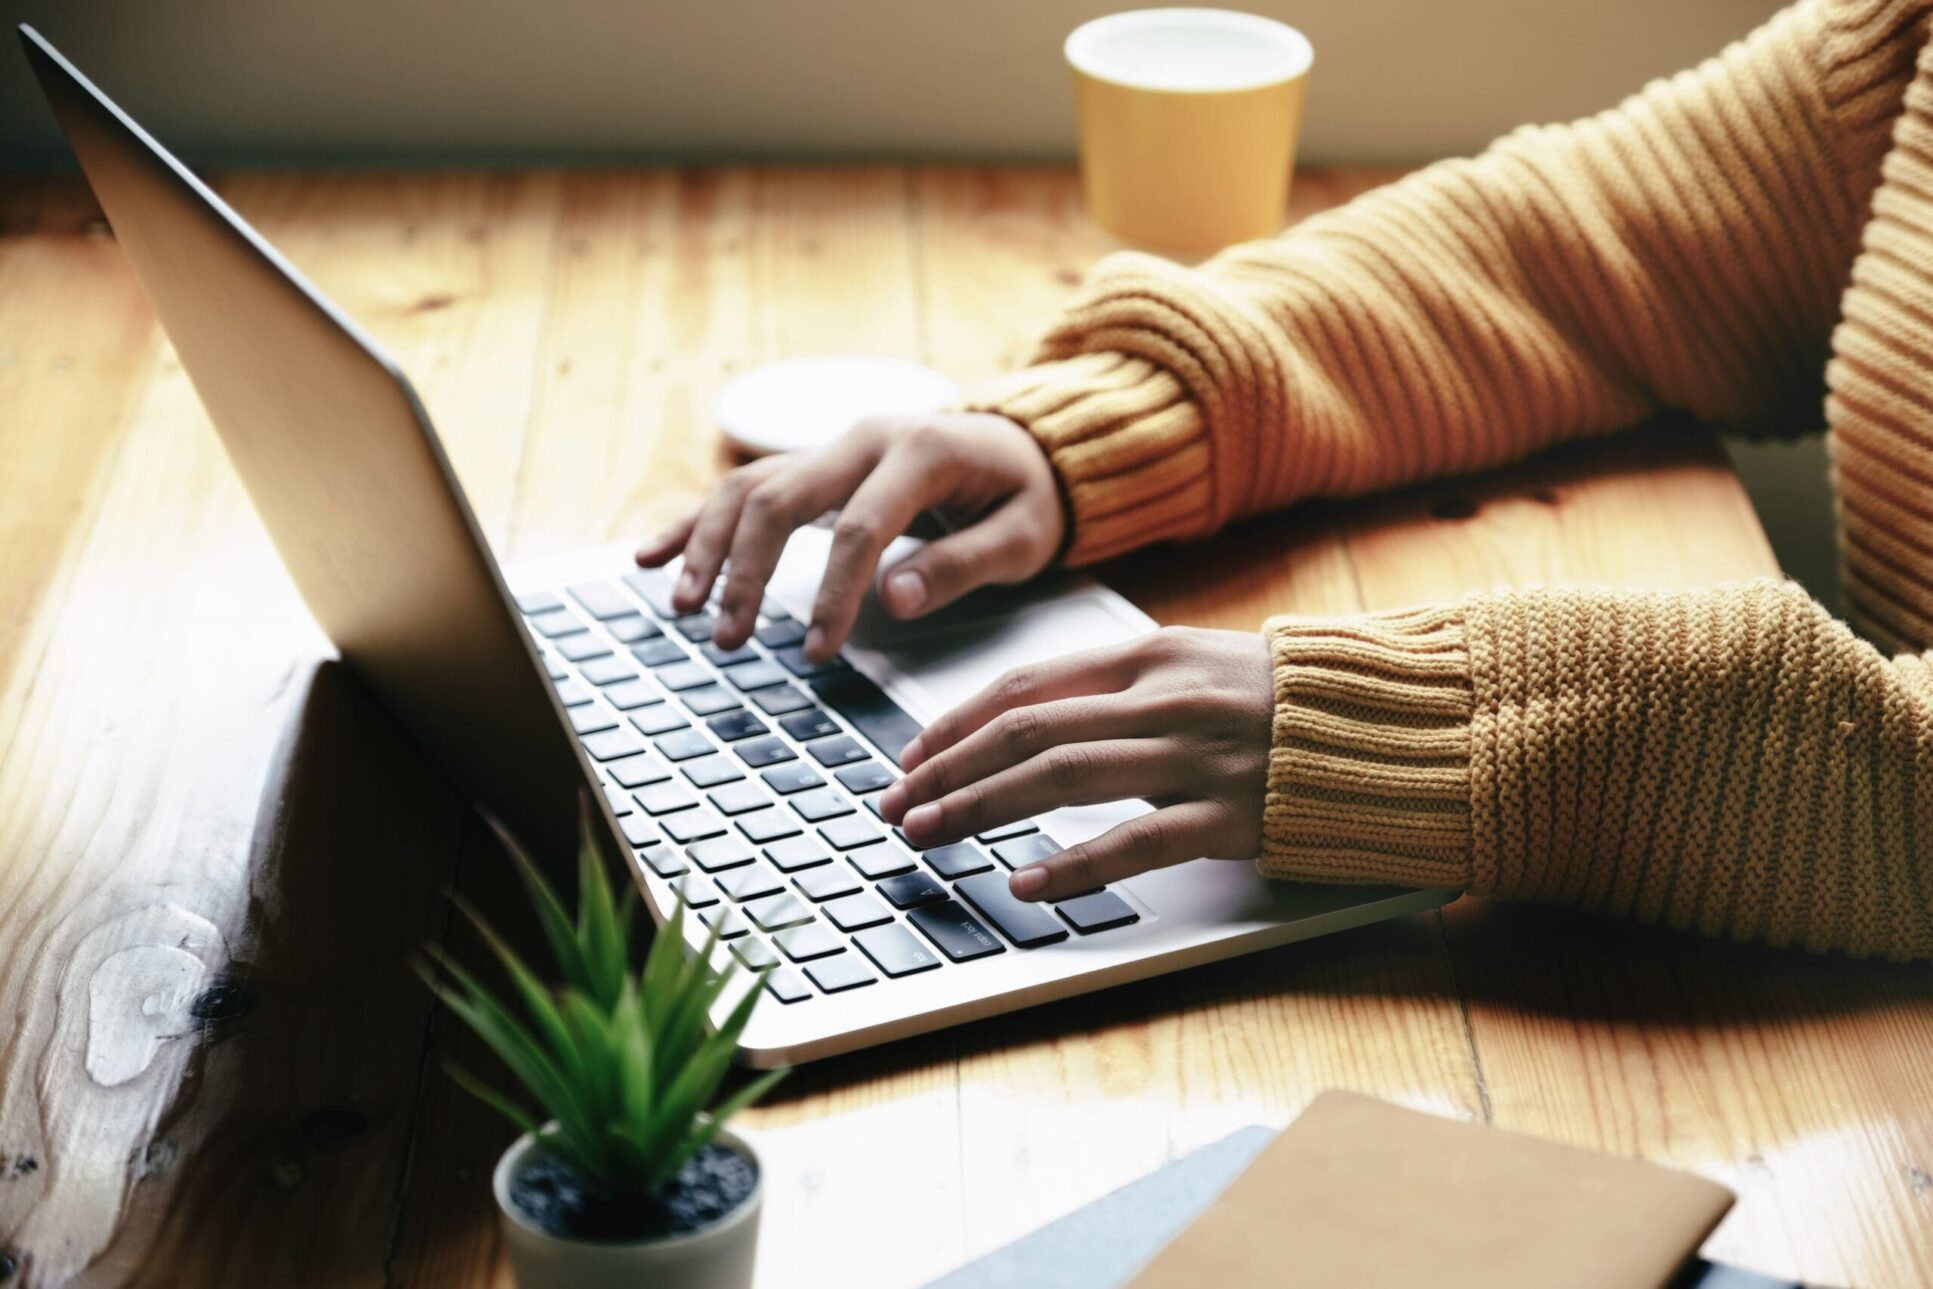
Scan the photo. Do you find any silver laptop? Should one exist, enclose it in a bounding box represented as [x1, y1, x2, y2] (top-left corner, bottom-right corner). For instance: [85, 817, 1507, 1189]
[21, 25, 1449, 1066]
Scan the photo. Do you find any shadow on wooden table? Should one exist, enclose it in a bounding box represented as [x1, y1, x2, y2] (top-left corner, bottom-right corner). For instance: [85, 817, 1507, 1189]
[49, 660, 470, 1288]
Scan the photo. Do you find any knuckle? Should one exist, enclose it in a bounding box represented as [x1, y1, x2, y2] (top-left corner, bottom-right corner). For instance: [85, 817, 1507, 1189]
[900, 420, 953, 458]
[1047, 744, 1093, 790]
[831, 512, 880, 550]
[997, 706, 1043, 753]
[740, 482, 786, 523]
[1120, 813, 1172, 865]
[1060, 846, 1100, 891]
[991, 667, 1035, 709]
[951, 780, 986, 824]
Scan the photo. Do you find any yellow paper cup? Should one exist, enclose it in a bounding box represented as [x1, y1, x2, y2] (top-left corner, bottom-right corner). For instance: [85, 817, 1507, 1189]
[1066, 9, 1312, 257]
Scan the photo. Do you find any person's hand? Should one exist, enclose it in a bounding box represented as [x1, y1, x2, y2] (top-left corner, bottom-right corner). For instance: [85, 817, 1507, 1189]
[637, 412, 1064, 660]
[879, 627, 1274, 902]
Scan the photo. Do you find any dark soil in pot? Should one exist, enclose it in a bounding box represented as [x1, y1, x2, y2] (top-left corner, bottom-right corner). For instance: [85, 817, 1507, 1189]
[510, 1142, 758, 1242]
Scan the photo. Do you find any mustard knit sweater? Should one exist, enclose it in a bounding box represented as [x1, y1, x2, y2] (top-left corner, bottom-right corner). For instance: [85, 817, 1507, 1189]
[971, 0, 1933, 961]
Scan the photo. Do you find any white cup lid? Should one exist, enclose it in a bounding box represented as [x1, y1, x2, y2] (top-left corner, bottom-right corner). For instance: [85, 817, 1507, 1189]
[713, 355, 962, 457]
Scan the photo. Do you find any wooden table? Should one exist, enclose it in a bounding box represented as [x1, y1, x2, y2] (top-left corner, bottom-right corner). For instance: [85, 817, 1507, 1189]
[2, 165, 1929, 1289]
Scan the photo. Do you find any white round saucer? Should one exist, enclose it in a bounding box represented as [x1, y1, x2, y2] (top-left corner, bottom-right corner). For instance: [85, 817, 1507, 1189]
[713, 354, 961, 457]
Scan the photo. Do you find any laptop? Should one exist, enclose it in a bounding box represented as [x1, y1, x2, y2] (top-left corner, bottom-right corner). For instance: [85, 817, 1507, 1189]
[19, 25, 1450, 1066]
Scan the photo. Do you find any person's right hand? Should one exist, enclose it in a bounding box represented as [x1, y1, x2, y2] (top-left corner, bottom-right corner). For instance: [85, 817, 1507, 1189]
[636, 412, 1066, 660]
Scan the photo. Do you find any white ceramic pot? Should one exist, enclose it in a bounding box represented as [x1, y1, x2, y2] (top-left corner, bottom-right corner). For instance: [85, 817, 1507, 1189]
[493, 1126, 762, 1289]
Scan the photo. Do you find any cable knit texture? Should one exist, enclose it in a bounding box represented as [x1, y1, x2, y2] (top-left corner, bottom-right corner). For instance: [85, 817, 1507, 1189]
[969, 0, 1933, 960]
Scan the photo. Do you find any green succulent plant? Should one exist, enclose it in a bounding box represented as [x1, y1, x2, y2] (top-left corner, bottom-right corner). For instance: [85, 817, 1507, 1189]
[417, 807, 786, 1197]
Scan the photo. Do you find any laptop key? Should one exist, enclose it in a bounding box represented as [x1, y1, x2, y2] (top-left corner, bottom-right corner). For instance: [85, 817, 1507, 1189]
[955, 872, 1070, 947]
[751, 685, 814, 716]
[819, 816, 883, 851]
[673, 613, 717, 642]
[879, 869, 948, 908]
[794, 864, 862, 902]
[735, 736, 796, 768]
[622, 568, 680, 618]
[780, 710, 839, 742]
[796, 796, 858, 827]
[582, 728, 645, 762]
[1055, 889, 1139, 933]
[681, 755, 744, 789]
[993, 834, 1064, 869]
[516, 590, 563, 615]
[701, 906, 751, 939]
[655, 661, 712, 692]
[774, 922, 845, 962]
[568, 581, 637, 621]
[766, 967, 813, 1003]
[812, 669, 923, 765]
[836, 762, 896, 795]
[744, 892, 814, 932]
[635, 782, 698, 816]
[570, 705, 618, 735]
[703, 640, 759, 667]
[822, 891, 893, 932]
[736, 807, 802, 845]
[854, 923, 943, 976]
[708, 710, 769, 743]
[661, 809, 728, 845]
[579, 655, 638, 687]
[805, 735, 868, 768]
[718, 866, 785, 903]
[608, 752, 670, 789]
[528, 607, 585, 639]
[755, 615, 808, 649]
[619, 814, 657, 848]
[907, 900, 1005, 961]
[922, 841, 992, 880]
[805, 954, 878, 994]
[631, 637, 690, 668]
[631, 705, 689, 736]
[976, 820, 1038, 844]
[848, 842, 917, 880]
[603, 784, 634, 816]
[761, 763, 825, 795]
[641, 845, 686, 879]
[553, 679, 592, 708]
[541, 653, 569, 681]
[655, 729, 713, 762]
[708, 781, 768, 816]
[733, 937, 780, 970]
[603, 678, 660, 711]
[605, 614, 659, 645]
[724, 660, 789, 692]
[687, 836, 756, 872]
[556, 632, 612, 664]
[774, 645, 846, 679]
[680, 684, 742, 717]
[763, 836, 832, 872]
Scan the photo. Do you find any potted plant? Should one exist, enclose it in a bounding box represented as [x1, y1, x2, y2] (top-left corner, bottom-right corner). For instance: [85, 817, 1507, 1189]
[418, 812, 786, 1289]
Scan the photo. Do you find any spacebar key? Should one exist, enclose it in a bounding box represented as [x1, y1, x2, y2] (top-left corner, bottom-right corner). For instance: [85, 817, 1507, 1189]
[811, 669, 923, 766]
[955, 872, 1070, 947]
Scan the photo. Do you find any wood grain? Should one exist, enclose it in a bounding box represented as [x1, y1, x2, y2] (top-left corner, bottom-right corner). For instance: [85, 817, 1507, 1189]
[1, 165, 1926, 1289]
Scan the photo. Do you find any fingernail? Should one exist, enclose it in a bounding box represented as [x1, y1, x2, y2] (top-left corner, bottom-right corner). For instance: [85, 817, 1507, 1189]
[904, 803, 941, 836]
[887, 568, 927, 613]
[1010, 866, 1048, 899]
[804, 626, 827, 659]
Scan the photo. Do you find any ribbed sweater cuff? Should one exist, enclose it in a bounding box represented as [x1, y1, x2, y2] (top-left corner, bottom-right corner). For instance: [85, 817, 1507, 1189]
[1261, 607, 1476, 890]
[963, 351, 1216, 566]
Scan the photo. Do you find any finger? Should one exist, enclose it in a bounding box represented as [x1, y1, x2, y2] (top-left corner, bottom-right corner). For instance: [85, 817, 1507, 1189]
[882, 693, 1159, 825]
[636, 503, 701, 568]
[805, 444, 948, 659]
[899, 643, 1141, 772]
[899, 738, 1182, 849]
[1008, 801, 1222, 903]
[712, 443, 881, 648]
[878, 500, 1048, 619]
[673, 468, 768, 613]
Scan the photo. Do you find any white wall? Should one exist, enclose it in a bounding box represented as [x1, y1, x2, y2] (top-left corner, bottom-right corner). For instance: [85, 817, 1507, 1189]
[4, 0, 1784, 168]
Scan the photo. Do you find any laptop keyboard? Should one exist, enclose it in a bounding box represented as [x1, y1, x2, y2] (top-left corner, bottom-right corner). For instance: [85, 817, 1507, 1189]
[517, 569, 1141, 1004]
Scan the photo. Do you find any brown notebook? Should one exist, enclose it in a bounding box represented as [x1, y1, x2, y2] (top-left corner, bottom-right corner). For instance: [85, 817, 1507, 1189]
[1128, 1091, 1734, 1289]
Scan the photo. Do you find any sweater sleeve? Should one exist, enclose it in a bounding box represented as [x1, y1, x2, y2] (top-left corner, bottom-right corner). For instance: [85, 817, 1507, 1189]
[968, 0, 1881, 566]
[1266, 580, 1933, 961]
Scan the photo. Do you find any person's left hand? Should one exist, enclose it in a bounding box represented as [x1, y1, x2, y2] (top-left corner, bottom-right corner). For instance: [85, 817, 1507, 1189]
[878, 626, 1275, 902]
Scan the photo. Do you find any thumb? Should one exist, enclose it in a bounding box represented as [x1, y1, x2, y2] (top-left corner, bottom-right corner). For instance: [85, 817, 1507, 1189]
[878, 504, 1050, 618]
